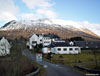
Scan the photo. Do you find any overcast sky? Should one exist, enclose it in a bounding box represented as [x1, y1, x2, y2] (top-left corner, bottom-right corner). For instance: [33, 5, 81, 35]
[0, 0, 100, 36]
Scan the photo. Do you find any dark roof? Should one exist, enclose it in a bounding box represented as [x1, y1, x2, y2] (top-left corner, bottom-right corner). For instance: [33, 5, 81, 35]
[36, 34, 42, 37]
[75, 41, 100, 48]
[43, 34, 50, 37]
[48, 41, 100, 48]
[48, 42, 76, 47]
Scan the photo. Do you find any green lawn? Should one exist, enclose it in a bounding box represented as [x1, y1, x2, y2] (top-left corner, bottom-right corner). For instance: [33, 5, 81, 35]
[43, 50, 100, 75]
[43, 50, 100, 66]
[84, 64, 100, 70]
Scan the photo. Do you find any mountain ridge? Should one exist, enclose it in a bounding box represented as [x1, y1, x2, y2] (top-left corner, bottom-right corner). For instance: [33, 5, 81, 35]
[0, 19, 100, 40]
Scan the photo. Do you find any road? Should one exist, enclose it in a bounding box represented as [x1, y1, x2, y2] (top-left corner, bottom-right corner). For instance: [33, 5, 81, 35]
[23, 49, 83, 76]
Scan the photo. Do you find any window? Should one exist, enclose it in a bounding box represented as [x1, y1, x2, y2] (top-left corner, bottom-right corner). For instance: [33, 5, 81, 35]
[75, 48, 79, 50]
[69, 48, 73, 51]
[44, 41, 49, 43]
[2, 49, 5, 51]
[57, 48, 61, 51]
[63, 48, 67, 51]
[40, 39, 42, 41]
[32, 41, 36, 44]
[44, 41, 46, 43]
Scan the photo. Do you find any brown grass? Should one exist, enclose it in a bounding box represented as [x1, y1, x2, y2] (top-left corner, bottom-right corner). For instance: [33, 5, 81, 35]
[0, 56, 36, 76]
[0, 39, 37, 76]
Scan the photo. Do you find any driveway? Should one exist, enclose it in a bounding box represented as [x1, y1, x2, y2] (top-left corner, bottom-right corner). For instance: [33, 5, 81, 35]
[23, 49, 83, 76]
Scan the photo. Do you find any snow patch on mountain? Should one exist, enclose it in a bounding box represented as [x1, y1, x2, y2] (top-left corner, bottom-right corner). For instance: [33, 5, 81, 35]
[51, 19, 84, 29]
[0, 18, 98, 38]
[0, 19, 86, 31]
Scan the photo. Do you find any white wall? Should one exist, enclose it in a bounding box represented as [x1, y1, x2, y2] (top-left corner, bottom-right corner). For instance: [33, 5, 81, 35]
[29, 34, 39, 49]
[42, 37, 51, 47]
[29, 34, 39, 44]
[38, 35, 43, 44]
[54, 46, 81, 54]
[0, 37, 11, 56]
[42, 47, 51, 54]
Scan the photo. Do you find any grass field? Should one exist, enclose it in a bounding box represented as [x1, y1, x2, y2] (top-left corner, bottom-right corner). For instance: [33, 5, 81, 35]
[43, 50, 100, 67]
[84, 64, 100, 70]
[43, 50, 100, 75]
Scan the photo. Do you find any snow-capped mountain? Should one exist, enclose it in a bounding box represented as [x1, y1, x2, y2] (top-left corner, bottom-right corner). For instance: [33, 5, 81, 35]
[1, 19, 85, 30]
[0, 19, 100, 40]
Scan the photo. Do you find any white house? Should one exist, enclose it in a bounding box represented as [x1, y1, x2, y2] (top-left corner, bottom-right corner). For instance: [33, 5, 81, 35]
[38, 34, 43, 44]
[42, 42, 81, 54]
[42, 34, 61, 47]
[0, 37, 11, 56]
[28, 34, 40, 49]
[42, 34, 51, 47]
[28, 33, 61, 49]
[28, 33, 81, 54]
[54, 46, 81, 54]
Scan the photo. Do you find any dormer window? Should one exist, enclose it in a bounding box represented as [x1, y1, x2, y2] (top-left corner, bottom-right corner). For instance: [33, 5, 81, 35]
[69, 41, 74, 46]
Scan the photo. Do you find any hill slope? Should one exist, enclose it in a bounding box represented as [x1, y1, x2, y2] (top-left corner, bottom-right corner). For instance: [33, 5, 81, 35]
[0, 19, 100, 40]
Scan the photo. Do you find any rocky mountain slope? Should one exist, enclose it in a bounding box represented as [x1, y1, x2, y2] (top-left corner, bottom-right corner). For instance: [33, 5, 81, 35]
[0, 19, 100, 40]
